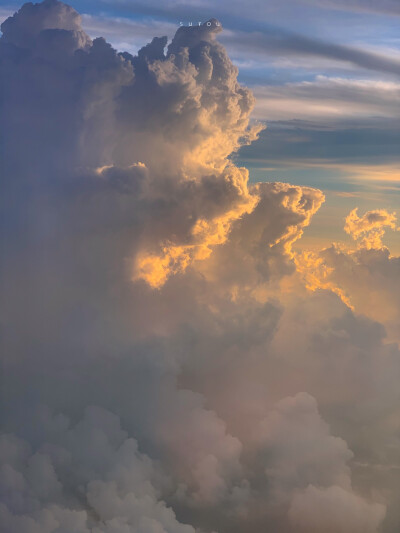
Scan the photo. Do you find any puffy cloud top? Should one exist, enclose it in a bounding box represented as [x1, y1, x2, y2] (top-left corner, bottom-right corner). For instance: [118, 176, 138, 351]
[1, 0, 91, 50]
[344, 207, 397, 249]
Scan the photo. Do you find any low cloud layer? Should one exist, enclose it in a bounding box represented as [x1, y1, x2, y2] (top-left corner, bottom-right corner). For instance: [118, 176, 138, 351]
[1, 1, 399, 532]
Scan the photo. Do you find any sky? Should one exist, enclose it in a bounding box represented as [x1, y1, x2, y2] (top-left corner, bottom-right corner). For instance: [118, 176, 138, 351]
[0, 1, 400, 533]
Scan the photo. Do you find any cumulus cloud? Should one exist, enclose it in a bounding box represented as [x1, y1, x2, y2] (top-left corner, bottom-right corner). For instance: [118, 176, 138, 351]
[1, 1, 262, 288]
[344, 207, 397, 249]
[1, 1, 399, 533]
[0, 407, 195, 533]
[257, 394, 386, 533]
[255, 393, 353, 493]
[297, 208, 400, 343]
[289, 484, 386, 533]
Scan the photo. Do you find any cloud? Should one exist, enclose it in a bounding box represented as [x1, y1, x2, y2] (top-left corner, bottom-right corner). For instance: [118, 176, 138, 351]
[297, 209, 400, 343]
[194, 181, 324, 289]
[289, 484, 386, 533]
[303, 0, 400, 16]
[1, 1, 262, 288]
[221, 26, 400, 77]
[255, 393, 386, 532]
[0, 407, 196, 533]
[1, 0, 90, 49]
[252, 77, 400, 122]
[254, 393, 353, 493]
[1, 1, 400, 533]
[344, 207, 397, 248]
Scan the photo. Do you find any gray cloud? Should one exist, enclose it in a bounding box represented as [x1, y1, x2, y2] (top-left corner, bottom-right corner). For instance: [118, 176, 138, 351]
[221, 27, 400, 77]
[0, 407, 196, 533]
[303, 0, 400, 16]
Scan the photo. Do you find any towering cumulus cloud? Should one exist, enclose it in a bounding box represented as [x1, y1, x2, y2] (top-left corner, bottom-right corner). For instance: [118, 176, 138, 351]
[1, 1, 399, 532]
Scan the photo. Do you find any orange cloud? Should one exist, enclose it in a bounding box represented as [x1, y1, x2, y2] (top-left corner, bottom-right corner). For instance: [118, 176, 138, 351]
[295, 207, 400, 343]
[133, 166, 259, 288]
[344, 207, 397, 249]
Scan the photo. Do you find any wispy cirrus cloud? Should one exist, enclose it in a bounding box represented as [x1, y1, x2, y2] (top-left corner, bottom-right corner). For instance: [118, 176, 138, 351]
[220, 28, 400, 77]
[302, 0, 400, 16]
[252, 77, 400, 122]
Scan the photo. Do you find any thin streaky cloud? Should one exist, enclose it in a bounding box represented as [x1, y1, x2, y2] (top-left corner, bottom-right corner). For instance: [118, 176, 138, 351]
[302, 0, 400, 16]
[221, 28, 400, 77]
[80, 1, 400, 77]
[252, 77, 400, 122]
